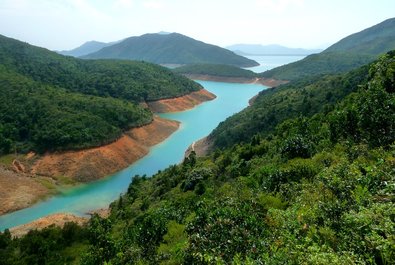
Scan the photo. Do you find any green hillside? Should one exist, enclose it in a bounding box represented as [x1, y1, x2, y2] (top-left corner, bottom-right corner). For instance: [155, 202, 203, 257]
[173, 63, 257, 78]
[0, 35, 201, 153]
[83, 33, 259, 67]
[261, 17, 395, 81]
[325, 17, 395, 54]
[210, 64, 369, 149]
[0, 35, 201, 102]
[1, 50, 393, 265]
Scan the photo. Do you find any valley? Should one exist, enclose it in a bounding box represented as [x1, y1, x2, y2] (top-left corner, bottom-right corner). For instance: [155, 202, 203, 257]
[0, 9, 394, 264]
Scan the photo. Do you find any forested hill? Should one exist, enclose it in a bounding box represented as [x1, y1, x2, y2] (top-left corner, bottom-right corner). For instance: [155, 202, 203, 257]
[261, 17, 395, 81]
[57, 40, 116, 57]
[1, 49, 393, 265]
[82, 33, 259, 67]
[0, 34, 201, 154]
[0, 34, 201, 102]
[325, 17, 395, 54]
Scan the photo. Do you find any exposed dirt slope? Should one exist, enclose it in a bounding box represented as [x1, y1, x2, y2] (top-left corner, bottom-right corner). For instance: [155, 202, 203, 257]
[31, 117, 179, 182]
[9, 213, 88, 237]
[0, 165, 49, 215]
[147, 89, 216, 113]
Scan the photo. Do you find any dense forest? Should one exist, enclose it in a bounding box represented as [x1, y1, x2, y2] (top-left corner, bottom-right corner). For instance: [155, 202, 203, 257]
[0, 35, 202, 154]
[1, 50, 393, 264]
[82, 33, 259, 68]
[173, 64, 257, 78]
[261, 17, 395, 81]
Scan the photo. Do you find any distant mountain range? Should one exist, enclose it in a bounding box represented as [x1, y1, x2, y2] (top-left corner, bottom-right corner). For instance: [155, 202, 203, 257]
[227, 44, 322, 56]
[80, 33, 258, 67]
[262, 17, 395, 80]
[57, 40, 120, 57]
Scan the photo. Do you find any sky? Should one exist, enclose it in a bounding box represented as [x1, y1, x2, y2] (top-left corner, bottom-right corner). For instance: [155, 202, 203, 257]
[0, 0, 394, 51]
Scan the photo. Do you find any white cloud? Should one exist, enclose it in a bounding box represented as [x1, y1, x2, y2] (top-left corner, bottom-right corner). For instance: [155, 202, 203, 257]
[114, 0, 134, 9]
[143, 1, 163, 9]
[255, 0, 304, 12]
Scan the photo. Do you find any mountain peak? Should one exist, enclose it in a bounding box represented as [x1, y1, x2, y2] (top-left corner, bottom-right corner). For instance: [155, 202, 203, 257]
[58, 40, 120, 57]
[83, 33, 258, 67]
[157, 31, 172, 35]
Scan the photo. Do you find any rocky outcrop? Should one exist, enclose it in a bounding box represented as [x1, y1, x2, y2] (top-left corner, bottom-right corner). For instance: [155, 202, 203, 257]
[185, 136, 213, 158]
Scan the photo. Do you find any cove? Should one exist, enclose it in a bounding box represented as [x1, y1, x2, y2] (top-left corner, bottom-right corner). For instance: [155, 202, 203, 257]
[0, 81, 266, 231]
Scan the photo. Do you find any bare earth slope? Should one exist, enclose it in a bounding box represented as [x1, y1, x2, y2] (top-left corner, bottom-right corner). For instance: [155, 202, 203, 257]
[31, 116, 179, 182]
[147, 89, 216, 113]
[0, 166, 49, 215]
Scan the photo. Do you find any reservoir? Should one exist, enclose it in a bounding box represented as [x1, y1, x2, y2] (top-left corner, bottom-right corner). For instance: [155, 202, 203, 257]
[0, 81, 266, 230]
[245, 54, 306, 72]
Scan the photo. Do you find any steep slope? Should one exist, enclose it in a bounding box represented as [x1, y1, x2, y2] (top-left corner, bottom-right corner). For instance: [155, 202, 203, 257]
[57, 40, 118, 57]
[325, 17, 395, 54]
[0, 34, 203, 154]
[227, 44, 322, 55]
[83, 33, 259, 67]
[262, 17, 395, 80]
[209, 64, 369, 149]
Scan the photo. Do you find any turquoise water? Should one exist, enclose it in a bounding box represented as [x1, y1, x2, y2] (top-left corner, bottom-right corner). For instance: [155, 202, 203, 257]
[245, 54, 306, 73]
[0, 81, 265, 231]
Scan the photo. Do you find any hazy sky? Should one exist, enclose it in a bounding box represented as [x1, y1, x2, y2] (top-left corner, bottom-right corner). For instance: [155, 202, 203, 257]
[1, 0, 394, 51]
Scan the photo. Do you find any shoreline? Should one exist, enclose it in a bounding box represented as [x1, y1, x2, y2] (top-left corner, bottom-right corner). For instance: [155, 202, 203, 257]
[0, 89, 215, 221]
[182, 74, 288, 87]
[147, 88, 216, 113]
[30, 116, 180, 182]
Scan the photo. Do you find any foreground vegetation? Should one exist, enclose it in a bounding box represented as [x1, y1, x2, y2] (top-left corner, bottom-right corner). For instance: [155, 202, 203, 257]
[0, 34, 202, 154]
[1, 50, 393, 265]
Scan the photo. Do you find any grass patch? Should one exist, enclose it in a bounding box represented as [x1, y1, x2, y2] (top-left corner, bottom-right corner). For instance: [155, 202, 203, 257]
[0, 154, 16, 166]
[37, 178, 57, 191]
[54, 175, 78, 186]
